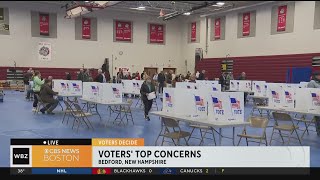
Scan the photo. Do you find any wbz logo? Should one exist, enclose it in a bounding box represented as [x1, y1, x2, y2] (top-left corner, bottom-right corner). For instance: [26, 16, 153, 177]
[10, 146, 32, 167]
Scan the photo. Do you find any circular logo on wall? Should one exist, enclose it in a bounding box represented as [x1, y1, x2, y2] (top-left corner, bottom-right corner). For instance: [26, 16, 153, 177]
[244, 15, 249, 20]
[216, 21, 219, 25]
[280, 8, 284, 14]
[158, 26, 162, 30]
[84, 20, 88, 25]
[39, 46, 50, 57]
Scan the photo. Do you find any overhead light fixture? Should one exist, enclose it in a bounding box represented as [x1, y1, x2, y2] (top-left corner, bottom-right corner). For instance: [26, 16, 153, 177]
[183, 12, 191, 16]
[137, 5, 146, 10]
[216, 2, 225, 6]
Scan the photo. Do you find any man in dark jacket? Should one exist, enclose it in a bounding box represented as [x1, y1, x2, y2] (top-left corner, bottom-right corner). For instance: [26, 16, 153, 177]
[77, 69, 85, 82]
[238, 72, 246, 80]
[198, 70, 206, 80]
[66, 72, 71, 80]
[219, 72, 227, 91]
[166, 71, 172, 87]
[39, 79, 59, 115]
[140, 76, 156, 121]
[157, 71, 165, 94]
[95, 69, 106, 83]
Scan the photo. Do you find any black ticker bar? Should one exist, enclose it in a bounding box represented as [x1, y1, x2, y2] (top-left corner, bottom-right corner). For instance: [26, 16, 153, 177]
[10, 139, 91, 145]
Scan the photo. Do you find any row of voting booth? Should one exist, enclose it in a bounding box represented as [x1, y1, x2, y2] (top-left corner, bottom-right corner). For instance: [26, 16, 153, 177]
[176, 81, 221, 92]
[162, 87, 245, 123]
[122, 80, 144, 95]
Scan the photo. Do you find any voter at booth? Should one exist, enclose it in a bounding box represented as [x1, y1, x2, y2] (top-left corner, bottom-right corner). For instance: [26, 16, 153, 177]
[140, 76, 156, 121]
[39, 79, 59, 115]
[307, 71, 320, 135]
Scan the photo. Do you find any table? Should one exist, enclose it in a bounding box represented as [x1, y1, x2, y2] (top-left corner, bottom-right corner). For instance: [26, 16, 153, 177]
[80, 98, 131, 126]
[150, 111, 249, 146]
[256, 106, 318, 138]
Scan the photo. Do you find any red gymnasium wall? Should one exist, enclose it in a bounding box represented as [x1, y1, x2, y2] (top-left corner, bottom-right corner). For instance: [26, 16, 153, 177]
[0, 66, 99, 80]
[196, 53, 320, 82]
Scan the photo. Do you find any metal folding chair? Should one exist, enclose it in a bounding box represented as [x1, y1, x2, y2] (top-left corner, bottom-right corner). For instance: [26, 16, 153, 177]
[68, 102, 94, 132]
[187, 124, 216, 146]
[270, 112, 302, 145]
[294, 114, 317, 139]
[159, 118, 191, 146]
[237, 116, 269, 146]
[251, 97, 268, 117]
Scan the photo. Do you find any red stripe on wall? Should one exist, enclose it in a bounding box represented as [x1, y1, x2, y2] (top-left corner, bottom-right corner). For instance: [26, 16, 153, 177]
[196, 53, 320, 82]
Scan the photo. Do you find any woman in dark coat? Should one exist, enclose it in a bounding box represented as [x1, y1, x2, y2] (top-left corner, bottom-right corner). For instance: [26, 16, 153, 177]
[140, 76, 156, 121]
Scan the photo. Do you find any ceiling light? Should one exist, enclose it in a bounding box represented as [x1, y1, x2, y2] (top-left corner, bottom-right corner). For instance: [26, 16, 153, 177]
[137, 5, 146, 10]
[183, 12, 191, 16]
[216, 2, 225, 6]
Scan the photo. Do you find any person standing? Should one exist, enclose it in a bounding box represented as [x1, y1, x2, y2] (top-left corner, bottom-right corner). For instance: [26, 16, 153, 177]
[39, 79, 59, 115]
[157, 71, 165, 94]
[307, 71, 320, 136]
[141, 71, 145, 80]
[32, 71, 45, 112]
[198, 70, 206, 80]
[140, 76, 156, 121]
[196, 71, 200, 79]
[95, 69, 106, 83]
[102, 58, 109, 73]
[219, 72, 227, 91]
[23, 69, 33, 100]
[166, 71, 173, 87]
[238, 72, 248, 105]
[65, 72, 71, 80]
[77, 69, 85, 82]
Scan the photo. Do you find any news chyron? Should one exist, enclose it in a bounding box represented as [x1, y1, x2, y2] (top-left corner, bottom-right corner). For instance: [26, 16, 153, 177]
[10, 138, 310, 175]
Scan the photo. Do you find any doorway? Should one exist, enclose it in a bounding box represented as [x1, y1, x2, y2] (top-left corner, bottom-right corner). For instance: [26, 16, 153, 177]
[144, 67, 158, 77]
[162, 68, 176, 74]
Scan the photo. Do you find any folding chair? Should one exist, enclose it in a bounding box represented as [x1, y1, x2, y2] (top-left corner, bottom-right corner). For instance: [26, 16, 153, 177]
[294, 114, 317, 139]
[159, 118, 191, 146]
[187, 124, 216, 146]
[237, 116, 269, 146]
[270, 112, 302, 145]
[69, 103, 94, 132]
[34, 94, 48, 115]
[112, 100, 134, 126]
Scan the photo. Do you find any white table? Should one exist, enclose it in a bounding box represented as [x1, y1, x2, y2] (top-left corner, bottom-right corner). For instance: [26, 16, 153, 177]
[150, 111, 249, 146]
[80, 98, 131, 126]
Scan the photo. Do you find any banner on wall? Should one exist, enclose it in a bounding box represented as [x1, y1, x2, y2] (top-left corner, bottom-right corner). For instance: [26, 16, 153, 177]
[115, 20, 132, 41]
[242, 12, 250, 36]
[39, 13, 49, 36]
[191, 22, 196, 42]
[0, 8, 4, 21]
[38, 42, 51, 61]
[214, 18, 221, 39]
[149, 24, 164, 43]
[277, 5, 287, 31]
[82, 18, 91, 39]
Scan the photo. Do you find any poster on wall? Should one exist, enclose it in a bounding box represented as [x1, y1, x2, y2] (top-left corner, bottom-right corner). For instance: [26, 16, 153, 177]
[38, 42, 51, 61]
[39, 13, 49, 36]
[149, 24, 164, 43]
[115, 20, 132, 41]
[277, 5, 287, 31]
[0, 8, 4, 21]
[242, 12, 250, 36]
[82, 18, 91, 39]
[191, 22, 196, 42]
[214, 18, 221, 39]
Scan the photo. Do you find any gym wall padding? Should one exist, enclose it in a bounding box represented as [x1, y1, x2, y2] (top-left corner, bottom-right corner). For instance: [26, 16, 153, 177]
[30, 11, 57, 38]
[237, 11, 256, 39]
[75, 17, 98, 41]
[270, 2, 295, 35]
[313, 1, 320, 30]
[196, 53, 320, 82]
[210, 16, 226, 41]
[0, 7, 9, 35]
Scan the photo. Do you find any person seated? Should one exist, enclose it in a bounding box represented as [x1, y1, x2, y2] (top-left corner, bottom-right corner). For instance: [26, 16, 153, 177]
[39, 79, 59, 115]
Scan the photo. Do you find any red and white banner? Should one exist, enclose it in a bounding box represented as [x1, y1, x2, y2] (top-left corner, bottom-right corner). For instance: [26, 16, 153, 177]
[115, 21, 132, 41]
[277, 5, 287, 32]
[149, 24, 164, 43]
[242, 12, 250, 36]
[82, 18, 91, 39]
[214, 18, 221, 39]
[191, 22, 196, 42]
[39, 13, 49, 36]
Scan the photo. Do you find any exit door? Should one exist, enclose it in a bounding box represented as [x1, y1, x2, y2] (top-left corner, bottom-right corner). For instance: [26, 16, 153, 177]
[144, 67, 158, 77]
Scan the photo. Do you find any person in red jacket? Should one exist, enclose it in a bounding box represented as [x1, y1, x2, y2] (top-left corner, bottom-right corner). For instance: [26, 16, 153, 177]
[135, 71, 140, 80]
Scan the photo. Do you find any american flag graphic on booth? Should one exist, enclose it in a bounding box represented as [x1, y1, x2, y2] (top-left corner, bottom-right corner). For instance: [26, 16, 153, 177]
[133, 83, 136, 87]
[212, 97, 222, 109]
[187, 85, 191, 89]
[285, 91, 292, 100]
[91, 86, 98, 92]
[213, 87, 217, 91]
[72, 83, 80, 90]
[230, 98, 240, 109]
[272, 91, 279, 99]
[311, 93, 320, 105]
[256, 85, 261, 92]
[112, 87, 120, 95]
[231, 82, 234, 88]
[165, 93, 172, 103]
[195, 96, 204, 106]
[61, 83, 66, 89]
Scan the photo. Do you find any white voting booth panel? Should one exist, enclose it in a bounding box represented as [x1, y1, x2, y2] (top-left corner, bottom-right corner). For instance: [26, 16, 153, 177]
[252, 81, 267, 97]
[230, 80, 252, 92]
[132, 80, 143, 94]
[299, 82, 308, 88]
[282, 88, 295, 109]
[99, 83, 123, 103]
[162, 88, 175, 113]
[196, 80, 219, 85]
[306, 88, 320, 113]
[295, 88, 309, 111]
[208, 92, 244, 122]
[174, 88, 207, 119]
[267, 84, 283, 108]
[175, 82, 198, 89]
[83, 82, 100, 101]
[68, 80, 82, 96]
[198, 83, 221, 92]
[122, 80, 143, 94]
[230, 80, 240, 91]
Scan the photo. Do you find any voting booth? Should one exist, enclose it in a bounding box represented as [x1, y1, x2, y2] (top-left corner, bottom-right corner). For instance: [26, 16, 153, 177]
[198, 83, 221, 92]
[122, 80, 143, 95]
[267, 83, 283, 108]
[175, 82, 198, 89]
[207, 92, 244, 122]
[252, 81, 267, 97]
[299, 82, 308, 88]
[52, 80, 82, 96]
[162, 88, 175, 113]
[82, 82, 100, 101]
[99, 83, 123, 103]
[230, 80, 252, 92]
[196, 80, 219, 85]
[281, 88, 295, 109]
